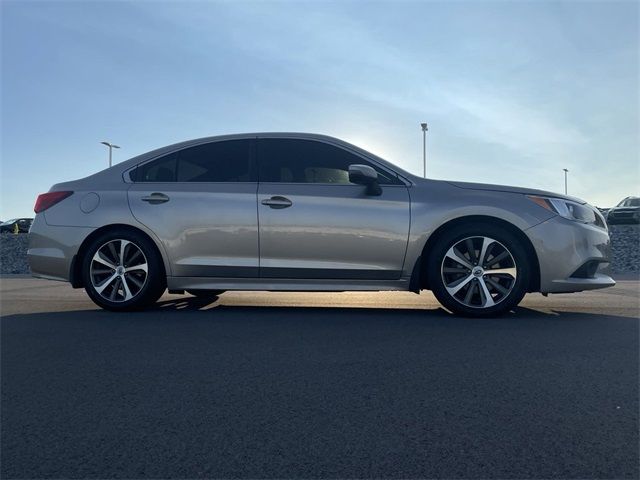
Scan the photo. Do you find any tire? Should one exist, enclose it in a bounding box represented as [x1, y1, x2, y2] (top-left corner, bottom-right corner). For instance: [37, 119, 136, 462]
[427, 223, 530, 317]
[186, 289, 225, 298]
[81, 228, 166, 311]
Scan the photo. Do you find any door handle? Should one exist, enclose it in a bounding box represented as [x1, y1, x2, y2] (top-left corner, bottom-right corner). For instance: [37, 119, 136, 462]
[261, 196, 292, 209]
[141, 193, 170, 204]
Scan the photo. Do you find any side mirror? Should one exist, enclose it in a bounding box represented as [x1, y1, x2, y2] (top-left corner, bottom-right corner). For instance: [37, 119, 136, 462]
[348, 164, 382, 196]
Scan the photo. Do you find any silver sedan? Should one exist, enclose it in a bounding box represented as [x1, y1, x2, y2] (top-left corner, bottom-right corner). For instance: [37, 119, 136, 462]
[28, 133, 614, 316]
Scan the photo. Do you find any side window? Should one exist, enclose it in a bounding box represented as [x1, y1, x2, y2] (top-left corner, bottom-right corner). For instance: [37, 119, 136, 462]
[133, 140, 254, 183]
[177, 140, 253, 182]
[134, 154, 177, 182]
[258, 139, 402, 185]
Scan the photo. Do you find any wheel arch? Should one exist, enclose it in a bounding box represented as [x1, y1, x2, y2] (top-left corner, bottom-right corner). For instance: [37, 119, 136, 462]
[70, 223, 168, 288]
[412, 215, 541, 293]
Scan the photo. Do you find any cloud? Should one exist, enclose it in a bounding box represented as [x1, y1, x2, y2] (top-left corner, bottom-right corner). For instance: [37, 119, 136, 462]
[442, 86, 589, 158]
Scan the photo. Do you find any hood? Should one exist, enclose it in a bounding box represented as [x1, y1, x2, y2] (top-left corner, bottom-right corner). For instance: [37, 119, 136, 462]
[445, 180, 586, 204]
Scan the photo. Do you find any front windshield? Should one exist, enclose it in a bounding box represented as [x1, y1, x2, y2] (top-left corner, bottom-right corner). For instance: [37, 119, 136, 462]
[0, 219, 17, 225]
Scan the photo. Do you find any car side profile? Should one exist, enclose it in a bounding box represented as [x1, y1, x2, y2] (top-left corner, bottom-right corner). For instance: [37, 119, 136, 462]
[28, 133, 614, 316]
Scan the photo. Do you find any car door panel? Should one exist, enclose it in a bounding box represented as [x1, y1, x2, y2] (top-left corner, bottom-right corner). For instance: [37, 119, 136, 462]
[127, 139, 259, 278]
[128, 183, 259, 277]
[258, 183, 410, 279]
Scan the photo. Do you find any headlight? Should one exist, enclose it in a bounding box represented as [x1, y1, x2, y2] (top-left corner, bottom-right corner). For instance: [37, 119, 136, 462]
[527, 195, 607, 229]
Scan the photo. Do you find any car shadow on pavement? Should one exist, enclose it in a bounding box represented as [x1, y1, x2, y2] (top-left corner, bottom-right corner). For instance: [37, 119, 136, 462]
[2, 295, 637, 326]
[143, 294, 633, 322]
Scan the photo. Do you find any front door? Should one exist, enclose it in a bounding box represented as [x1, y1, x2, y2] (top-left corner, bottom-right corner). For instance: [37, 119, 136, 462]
[256, 138, 410, 280]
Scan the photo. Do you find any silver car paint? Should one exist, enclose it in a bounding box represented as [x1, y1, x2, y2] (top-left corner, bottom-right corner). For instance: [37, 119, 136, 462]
[28, 132, 614, 294]
[128, 182, 260, 278]
[27, 214, 94, 281]
[257, 183, 410, 279]
[525, 215, 615, 292]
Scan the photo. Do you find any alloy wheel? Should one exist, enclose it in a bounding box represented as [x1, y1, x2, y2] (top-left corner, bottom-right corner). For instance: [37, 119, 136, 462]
[441, 236, 517, 309]
[90, 239, 148, 302]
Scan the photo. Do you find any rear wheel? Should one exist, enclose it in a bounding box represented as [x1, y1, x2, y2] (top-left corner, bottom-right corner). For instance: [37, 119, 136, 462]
[82, 229, 165, 311]
[427, 223, 530, 317]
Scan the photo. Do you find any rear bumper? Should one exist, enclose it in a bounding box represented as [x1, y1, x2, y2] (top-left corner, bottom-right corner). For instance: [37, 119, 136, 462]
[526, 216, 615, 293]
[27, 215, 94, 282]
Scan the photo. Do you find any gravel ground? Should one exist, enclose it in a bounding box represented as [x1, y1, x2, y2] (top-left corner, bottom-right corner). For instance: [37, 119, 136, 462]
[1, 224, 638, 274]
[0, 234, 29, 274]
[609, 224, 640, 273]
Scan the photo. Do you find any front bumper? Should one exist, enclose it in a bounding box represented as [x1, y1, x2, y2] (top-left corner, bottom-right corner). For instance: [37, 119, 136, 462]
[526, 215, 615, 293]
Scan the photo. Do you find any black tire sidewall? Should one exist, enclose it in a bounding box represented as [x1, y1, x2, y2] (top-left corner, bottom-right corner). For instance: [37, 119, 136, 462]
[427, 223, 530, 317]
[82, 229, 165, 311]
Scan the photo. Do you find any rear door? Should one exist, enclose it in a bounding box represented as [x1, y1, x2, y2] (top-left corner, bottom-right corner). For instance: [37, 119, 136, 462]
[128, 139, 259, 277]
[256, 138, 411, 280]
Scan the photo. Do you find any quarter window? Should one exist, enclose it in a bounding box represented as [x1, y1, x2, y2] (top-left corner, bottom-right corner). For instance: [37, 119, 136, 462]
[258, 138, 402, 185]
[134, 154, 177, 182]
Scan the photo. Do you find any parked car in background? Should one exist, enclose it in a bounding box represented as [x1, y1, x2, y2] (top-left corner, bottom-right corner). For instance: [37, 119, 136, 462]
[607, 197, 640, 224]
[28, 133, 614, 316]
[0, 218, 33, 233]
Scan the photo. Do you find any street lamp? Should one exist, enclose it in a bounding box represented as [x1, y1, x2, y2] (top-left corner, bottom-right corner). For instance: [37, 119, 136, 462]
[420, 122, 428, 178]
[563, 168, 569, 194]
[101, 141, 120, 168]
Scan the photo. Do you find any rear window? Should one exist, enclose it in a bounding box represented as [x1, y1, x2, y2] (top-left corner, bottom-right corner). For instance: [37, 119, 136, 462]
[177, 141, 252, 182]
[131, 140, 254, 183]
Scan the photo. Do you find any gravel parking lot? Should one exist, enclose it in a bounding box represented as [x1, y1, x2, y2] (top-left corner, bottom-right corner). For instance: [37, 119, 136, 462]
[1, 277, 638, 479]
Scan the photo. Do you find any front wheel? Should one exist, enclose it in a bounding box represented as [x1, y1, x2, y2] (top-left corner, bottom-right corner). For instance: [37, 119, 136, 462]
[427, 223, 530, 317]
[82, 229, 166, 311]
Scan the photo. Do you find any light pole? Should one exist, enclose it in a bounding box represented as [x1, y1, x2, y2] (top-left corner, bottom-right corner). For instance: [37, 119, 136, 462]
[101, 141, 120, 168]
[421, 122, 428, 178]
[563, 168, 569, 194]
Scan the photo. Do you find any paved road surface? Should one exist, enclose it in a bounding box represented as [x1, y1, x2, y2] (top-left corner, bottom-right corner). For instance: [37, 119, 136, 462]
[2, 277, 638, 479]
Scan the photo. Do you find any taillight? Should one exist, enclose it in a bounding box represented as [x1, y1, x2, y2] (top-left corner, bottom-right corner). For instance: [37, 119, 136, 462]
[34, 191, 73, 213]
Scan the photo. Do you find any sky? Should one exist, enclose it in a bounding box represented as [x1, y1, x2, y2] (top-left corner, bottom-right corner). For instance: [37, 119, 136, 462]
[1, 0, 638, 219]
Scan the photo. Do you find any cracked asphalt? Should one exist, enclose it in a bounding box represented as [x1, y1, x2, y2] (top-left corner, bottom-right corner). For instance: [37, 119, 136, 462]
[1, 277, 638, 479]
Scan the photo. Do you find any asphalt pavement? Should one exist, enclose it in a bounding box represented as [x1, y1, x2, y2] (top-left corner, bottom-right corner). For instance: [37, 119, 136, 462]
[1, 277, 638, 479]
